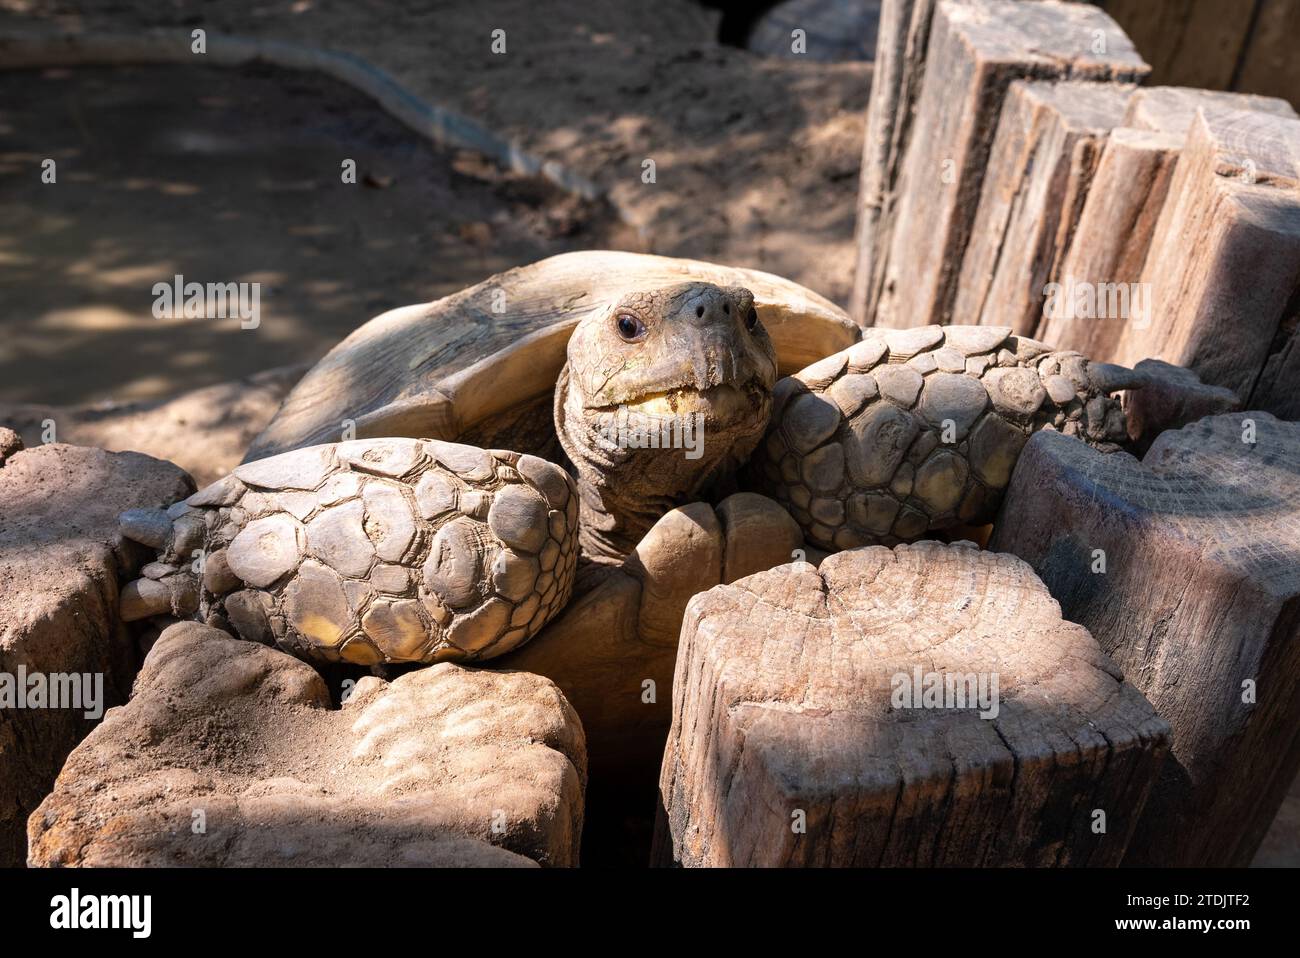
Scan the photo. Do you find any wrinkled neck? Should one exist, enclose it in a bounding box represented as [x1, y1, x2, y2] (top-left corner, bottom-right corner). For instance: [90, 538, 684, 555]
[555, 364, 743, 563]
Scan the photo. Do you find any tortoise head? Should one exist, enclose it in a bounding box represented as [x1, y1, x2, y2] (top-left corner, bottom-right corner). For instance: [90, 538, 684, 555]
[557, 282, 779, 561]
[564, 282, 778, 422]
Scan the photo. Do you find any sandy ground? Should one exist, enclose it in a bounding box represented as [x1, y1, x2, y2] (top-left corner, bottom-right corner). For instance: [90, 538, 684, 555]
[0, 61, 628, 405]
[0, 0, 871, 302]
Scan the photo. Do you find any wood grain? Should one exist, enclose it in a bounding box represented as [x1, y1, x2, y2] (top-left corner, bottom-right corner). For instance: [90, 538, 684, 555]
[989, 413, 1300, 865]
[1102, 0, 1258, 91]
[849, 0, 940, 326]
[1116, 107, 1300, 413]
[1041, 88, 1296, 360]
[872, 0, 1148, 330]
[656, 541, 1168, 867]
[954, 80, 1135, 335]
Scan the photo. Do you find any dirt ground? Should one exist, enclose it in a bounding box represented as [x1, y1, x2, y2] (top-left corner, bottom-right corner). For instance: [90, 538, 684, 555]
[0, 61, 629, 405]
[0, 0, 870, 404]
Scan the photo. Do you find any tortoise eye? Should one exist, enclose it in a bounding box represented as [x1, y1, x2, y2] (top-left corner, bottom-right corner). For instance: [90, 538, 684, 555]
[616, 313, 646, 342]
[746, 307, 759, 331]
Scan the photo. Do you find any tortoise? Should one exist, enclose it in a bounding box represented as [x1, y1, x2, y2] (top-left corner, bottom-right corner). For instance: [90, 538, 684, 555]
[117, 250, 1143, 669]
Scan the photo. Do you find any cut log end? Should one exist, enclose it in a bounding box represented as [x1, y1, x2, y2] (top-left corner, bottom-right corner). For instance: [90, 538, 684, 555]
[658, 541, 1168, 867]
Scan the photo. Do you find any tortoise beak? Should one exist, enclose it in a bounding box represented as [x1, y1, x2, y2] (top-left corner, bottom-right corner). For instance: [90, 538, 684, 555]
[629, 382, 756, 421]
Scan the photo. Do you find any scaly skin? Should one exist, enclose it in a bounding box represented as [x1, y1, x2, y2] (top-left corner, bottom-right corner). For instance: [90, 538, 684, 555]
[117, 438, 580, 666]
[751, 325, 1145, 551]
[556, 282, 779, 562]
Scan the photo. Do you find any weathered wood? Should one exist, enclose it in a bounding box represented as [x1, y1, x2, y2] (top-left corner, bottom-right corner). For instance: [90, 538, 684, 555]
[989, 414, 1300, 866]
[1234, 0, 1300, 108]
[246, 251, 858, 462]
[872, 0, 1148, 329]
[1040, 88, 1296, 360]
[849, 0, 941, 326]
[1037, 128, 1181, 357]
[1122, 85, 1298, 133]
[1250, 322, 1300, 421]
[1102, 0, 1257, 91]
[1115, 107, 1300, 413]
[656, 541, 1168, 867]
[954, 80, 1134, 335]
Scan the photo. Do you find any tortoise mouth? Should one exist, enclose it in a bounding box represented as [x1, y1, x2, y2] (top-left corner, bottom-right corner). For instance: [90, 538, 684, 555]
[593, 379, 769, 422]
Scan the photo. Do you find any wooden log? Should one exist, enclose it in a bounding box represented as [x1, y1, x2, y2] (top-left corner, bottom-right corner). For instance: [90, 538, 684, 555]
[988, 413, 1300, 866]
[953, 80, 1135, 335]
[656, 541, 1169, 867]
[1115, 107, 1300, 414]
[849, 0, 941, 326]
[1039, 87, 1296, 360]
[1101, 0, 1257, 91]
[1036, 128, 1181, 357]
[872, 0, 1148, 329]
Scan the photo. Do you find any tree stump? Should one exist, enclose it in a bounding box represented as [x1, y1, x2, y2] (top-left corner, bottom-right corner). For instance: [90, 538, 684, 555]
[989, 413, 1300, 865]
[871, 0, 1147, 329]
[656, 541, 1168, 867]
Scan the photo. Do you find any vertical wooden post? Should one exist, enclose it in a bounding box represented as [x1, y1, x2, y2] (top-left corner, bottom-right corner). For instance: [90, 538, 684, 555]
[871, 0, 1148, 329]
[1116, 106, 1300, 415]
[953, 80, 1135, 336]
[849, 0, 941, 326]
[990, 414, 1300, 865]
[1039, 87, 1296, 359]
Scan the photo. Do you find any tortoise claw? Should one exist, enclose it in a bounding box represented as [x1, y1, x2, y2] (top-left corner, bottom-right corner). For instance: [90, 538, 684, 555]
[119, 504, 205, 621]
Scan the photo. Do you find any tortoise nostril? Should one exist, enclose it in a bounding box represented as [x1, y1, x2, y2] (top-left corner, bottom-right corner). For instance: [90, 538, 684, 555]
[695, 305, 704, 318]
[723, 303, 730, 314]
